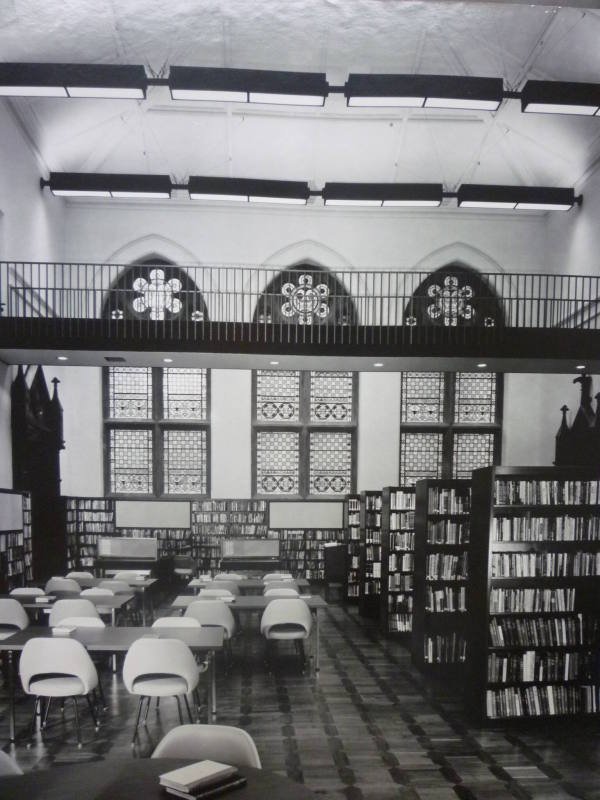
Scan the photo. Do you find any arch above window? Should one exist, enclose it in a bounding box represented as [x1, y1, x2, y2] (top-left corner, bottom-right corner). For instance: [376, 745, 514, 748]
[102, 259, 208, 323]
[253, 264, 358, 326]
[404, 263, 503, 328]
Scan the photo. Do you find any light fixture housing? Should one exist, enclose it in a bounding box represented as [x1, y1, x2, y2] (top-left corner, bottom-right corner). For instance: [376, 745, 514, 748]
[169, 66, 328, 106]
[521, 80, 600, 116]
[46, 172, 172, 199]
[457, 184, 577, 211]
[322, 182, 444, 207]
[0, 63, 147, 98]
[188, 176, 310, 205]
[344, 74, 504, 111]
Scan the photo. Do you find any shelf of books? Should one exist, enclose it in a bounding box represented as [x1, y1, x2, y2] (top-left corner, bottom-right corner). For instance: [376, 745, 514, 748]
[344, 494, 361, 602]
[412, 479, 471, 675]
[22, 493, 32, 584]
[0, 491, 32, 591]
[359, 490, 383, 618]
[381, 486, 416, 636]
[467, 466, 600, 722]
[64, 497, 115, 570]
[272, 528, 346, 579]
[191, 500, 269, 574]
[115, 527, 192, 559]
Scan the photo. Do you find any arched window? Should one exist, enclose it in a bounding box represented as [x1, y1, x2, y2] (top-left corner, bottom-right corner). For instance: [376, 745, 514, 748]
[400, 264, 503, 483]
[253, 263, 357, 326]
[102, 258, 208, 323]
[101, 259, 210, 497]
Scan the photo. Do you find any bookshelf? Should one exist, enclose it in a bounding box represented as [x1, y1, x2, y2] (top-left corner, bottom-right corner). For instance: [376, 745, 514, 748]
[65, 497, 115, 570]
[191, 500, 269, 573]
[271, 528, 345, 579]
[467, 466, 600, 722]
[381, 486, 415, 636]
[0, 490, 32, 591]
[22, 494, 32, 583]
[344, 495, 361, 602]
[115, 527, 191, 559]
[359, 490, 383, 618]
[412, 479, 471, 673]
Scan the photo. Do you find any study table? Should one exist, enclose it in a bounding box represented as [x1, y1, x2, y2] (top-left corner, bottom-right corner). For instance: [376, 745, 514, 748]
[0, 626, 224, 744]
[171, 594, 328, 672]
[187, 577, 310, 594]
[39, 576, 158, 625]
[3, 592, 135, 627]
[0, 759, 318, 799]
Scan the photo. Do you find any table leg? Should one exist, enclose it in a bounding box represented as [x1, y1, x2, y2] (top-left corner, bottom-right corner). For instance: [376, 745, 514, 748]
[111, 609, 117, 673]
[209, 651, 216, 722]
[315, 609, 320, 673]
[8, 650, 15, 743]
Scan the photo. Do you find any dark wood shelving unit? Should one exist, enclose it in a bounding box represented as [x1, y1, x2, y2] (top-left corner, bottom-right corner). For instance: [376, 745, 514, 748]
[380, 486, 415, 636]
[344, 494, 361, 602]
[467, 465, 600, 722]
[412, 478, 471, 675]
[359, 490, 383, 618]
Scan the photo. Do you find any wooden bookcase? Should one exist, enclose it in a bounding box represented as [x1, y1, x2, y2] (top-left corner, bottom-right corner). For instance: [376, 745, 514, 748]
[271, 528, 345, 579]
[381, 486, 415, 636]
[344, 494, 361, 602]
[0, 490, 32, 592]
[65, 497, 115, 570]
[467, 466, 600, 722]
[412, 478, 471, 673]
[359, 490, 383, 618]
[191, 499, 269, 573]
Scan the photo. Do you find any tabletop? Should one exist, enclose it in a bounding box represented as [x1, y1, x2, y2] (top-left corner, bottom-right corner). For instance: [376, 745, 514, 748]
[0, 625, 224, 653]
[172, 594, 328, 611]
[0, 758, 317, 799]
[3, 592, 135, 611]
[188, 578, 310, 591]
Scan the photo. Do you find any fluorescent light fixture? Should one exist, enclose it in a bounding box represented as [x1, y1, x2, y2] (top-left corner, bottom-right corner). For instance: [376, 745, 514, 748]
[457, 184, 576, 211]
[45, 172, 172, 199]
[188, 176, 310, 205]
[373, 362, 384, 367]
[170, 66, 327, 106]
[322, 182, 443, 207]
[521, 80, 600, 116]
[163, 358, 173, 363]
[576, 365, 586, 370]
[345, 74, 503, 111]
[0, 63, 147, 99]
[269, 361, 279, 365]
[477, 363, 488, 368]
[57, 356, 68, 361]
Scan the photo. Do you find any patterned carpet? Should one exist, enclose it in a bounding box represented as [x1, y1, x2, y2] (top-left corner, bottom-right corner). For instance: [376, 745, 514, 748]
[2, 600, 600, 799]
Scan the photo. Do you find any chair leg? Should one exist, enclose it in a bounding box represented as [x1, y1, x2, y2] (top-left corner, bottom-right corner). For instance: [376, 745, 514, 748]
[97, 676, 107, 711]
[85, 693, 99, 730]
[175, 695, 184, 725]
[131, 696, 145, 745]
[183, 694, 193, 723]
[72, 697, 82, 748]
[27, 696, 40, 747]
[142, 696, 151, 725]
[42, 697, 52, 729]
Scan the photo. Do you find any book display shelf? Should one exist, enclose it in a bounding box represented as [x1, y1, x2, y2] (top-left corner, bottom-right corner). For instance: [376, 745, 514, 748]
[359, 490, 383, 618]
[412, 479, 471, 674]
[381, 486, 416, 636]
[191, 500, 269, 573]
[22, 494, 32, 583]
[467, 466, 600, 722]
[344, 494, 361, 601]
[272, 528, 345, 579]
[0, 491, 32, 591]
[65, 497, 115, 570]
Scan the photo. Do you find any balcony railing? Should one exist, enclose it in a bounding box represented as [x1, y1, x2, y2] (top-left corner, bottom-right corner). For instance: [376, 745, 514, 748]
[1, 261, 599, 356]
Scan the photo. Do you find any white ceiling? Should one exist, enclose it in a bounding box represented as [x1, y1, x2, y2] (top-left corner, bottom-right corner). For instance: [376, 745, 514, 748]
[2, 0, 600, 197]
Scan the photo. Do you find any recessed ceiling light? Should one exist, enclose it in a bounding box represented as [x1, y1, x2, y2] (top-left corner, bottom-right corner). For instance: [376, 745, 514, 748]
[57, 355, 68, 361]
[576, 364, 586, 370]
[374, 362, 384, 367]
[163, 358, 173, 363]
[477, 363, 487, 368]
[269, 361, 279, 365]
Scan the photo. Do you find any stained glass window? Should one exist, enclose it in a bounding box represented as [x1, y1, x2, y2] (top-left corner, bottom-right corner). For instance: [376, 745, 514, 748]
[453, 432, 496, 479]
[454, 372, 496, 423]
[401, 372, 445, 423]
[253, 370, 357, 497]
[400, 432, 444, 485]
[105, 367, 210, 497]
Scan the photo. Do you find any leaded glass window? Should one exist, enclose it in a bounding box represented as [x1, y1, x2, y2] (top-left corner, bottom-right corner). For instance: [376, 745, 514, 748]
[253, 370, 357, 498]
[104, 367, 210, 497]
[400, 371, 501, 484]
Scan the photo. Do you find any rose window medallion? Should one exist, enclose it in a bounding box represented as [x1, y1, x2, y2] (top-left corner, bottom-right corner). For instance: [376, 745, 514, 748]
[427, 275, 474, 326]
[281, 273, 329, 325]
[132, 269, 183, 320]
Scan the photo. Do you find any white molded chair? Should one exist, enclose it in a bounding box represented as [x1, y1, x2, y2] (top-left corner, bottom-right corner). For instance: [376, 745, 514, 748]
[9, 587, 44, 597]
[56, 616, 105, 629]
[263, 573, 293, 582]
[214, 573, 246, 581]
[19, 638, 99, 748]
[153, 616, 201, 629]
[49, 599, 101, 627]
[203, 580, 240, 595]
[264, 587, 299, 598]
[260, 598, 312, 671]
[122, 638, 201, 744]
[0, 598, 30, 632]
[184, 601, 236, 639]
[198, 588, 234, 600]
[152, 724, 261, 768]
[44, 577, 81, 594]
[0, 750, 23, 776]
[66, 571, 95, 581]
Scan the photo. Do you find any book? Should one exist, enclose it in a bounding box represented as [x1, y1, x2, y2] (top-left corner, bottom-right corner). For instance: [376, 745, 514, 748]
[163, 775, 247, 799]
[160, 760, 239, 794]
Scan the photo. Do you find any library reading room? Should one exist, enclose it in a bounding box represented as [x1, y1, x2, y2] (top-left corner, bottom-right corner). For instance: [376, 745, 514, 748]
[1, 1, 600, 799]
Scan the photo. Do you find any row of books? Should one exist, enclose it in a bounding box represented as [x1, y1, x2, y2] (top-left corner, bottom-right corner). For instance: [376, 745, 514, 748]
[389, 574, 413, 590]
[427, 521, 469, 545]
[489, 587, 576, 613]
[347, 512, 360, 526]
[194, 512, 265, 523]
[423, 633, 467, 664]
[387, 593, 413, 611]
[494, 479, 600, 506]
[388, 614, 412, 632]
[389, 490, 416, 511]
[488, 614, 595, 647]
[389, 511, 415, 530]
[364, 495, 382, 511]
[363, 579, 381, 594]
[389, 531, 414, 550]
[0, 532, 24, 548]
[364, 561, 381, 578]
[487, 650, 592, 683]
[425, 585, 467, 613]
[68, 499, 113, 511]
[491, 552, 600, 578]
[485, 684, 599, 718]
[493, 515, 600, 542]
[425, 553, 468, 581]
[67, 523, 113, 533]
[365, 530, 382, 544]
[428, 488, 470, 515]
[389, 553, 414, 572]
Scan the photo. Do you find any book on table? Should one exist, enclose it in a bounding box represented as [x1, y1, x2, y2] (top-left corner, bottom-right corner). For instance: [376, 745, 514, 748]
[159, 760, 240, 794]
[162, 775, 247, 799]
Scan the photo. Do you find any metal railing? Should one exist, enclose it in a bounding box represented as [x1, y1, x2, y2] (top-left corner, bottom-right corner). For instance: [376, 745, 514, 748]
[1, 261, 598, 347]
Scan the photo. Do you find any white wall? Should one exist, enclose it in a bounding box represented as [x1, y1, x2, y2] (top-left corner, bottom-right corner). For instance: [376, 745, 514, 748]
[357, 372, 400, 490]
[211, 370, 252, 498]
